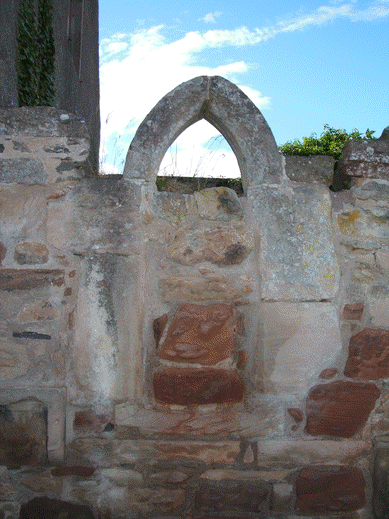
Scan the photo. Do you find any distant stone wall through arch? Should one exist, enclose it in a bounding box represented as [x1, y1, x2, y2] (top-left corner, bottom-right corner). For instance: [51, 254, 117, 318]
[123, 75, 282, 192]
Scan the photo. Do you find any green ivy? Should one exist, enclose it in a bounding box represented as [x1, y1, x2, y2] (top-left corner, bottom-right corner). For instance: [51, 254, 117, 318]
[17, 0, 55, 106]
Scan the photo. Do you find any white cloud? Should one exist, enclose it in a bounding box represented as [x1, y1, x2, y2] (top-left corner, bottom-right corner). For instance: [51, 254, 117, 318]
[99, 1, 389, 174]
[201, 11, 223, 24]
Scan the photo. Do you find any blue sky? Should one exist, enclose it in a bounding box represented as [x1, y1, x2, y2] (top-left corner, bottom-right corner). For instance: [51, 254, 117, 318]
[99, 1, 389, 177]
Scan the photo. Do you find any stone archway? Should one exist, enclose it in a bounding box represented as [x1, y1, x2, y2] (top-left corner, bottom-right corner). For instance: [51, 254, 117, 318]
[123, 76, 282, 191]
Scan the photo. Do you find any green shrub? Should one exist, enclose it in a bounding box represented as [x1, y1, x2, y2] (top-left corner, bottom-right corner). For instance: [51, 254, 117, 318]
[279, 124, 375, 190]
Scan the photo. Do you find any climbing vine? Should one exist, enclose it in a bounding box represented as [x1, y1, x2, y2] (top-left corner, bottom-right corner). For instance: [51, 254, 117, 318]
[17, 0, 55, 106]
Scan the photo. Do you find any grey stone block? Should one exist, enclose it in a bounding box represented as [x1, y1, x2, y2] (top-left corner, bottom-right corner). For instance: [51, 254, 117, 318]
[0, 158, 46, 185]
[285, 155, 334, 186]
[0, 107, 88, 138]
[339, 129, 389, 180]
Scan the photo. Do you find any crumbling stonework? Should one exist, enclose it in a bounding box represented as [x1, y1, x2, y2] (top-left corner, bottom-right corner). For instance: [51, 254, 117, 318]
[0, 77, 389, 518]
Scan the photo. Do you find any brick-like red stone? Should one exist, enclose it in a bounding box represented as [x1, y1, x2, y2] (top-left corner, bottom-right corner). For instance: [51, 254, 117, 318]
[194, 480, 269, 514]
[295, 466, 365, 513]
[305, 380, 380, 437]
[51, 466, 95, 477]
[0, 269, 64, 291]
[343, 303, 364, 320]
[153, 368, 244, 406]
[73, 411, 110, 432]
[19, 497, 94, 519]
[344, 328, 389, 380]
[156, 304, 236, 365]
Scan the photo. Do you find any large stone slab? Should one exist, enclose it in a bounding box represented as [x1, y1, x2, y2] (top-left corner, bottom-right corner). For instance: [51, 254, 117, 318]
[250, 183, 339, 301]
[259, 302, 342, 392]
[115, 400, 283, 438]
[72, 255, 142, 402]
[47, 178, 141, 255]
[71, 439, 241, 466]
[156, 304, 236, 365]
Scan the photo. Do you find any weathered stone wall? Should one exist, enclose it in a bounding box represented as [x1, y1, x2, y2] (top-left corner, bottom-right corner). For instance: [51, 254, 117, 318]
[0, 78, 389, 519]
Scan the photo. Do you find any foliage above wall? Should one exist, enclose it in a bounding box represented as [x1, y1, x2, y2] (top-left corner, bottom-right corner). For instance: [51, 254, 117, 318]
[279, 125, 376, 190]
[17, 0, 55, 107]
[279, 124, 375, 166]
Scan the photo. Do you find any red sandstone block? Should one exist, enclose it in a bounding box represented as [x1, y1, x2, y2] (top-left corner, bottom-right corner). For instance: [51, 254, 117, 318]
[305, 380, 380, 437]
[0, 269, 64, 290]
[194, 480, 269, 514]
[295, 466, 365, 513]
[343, 303, 364, 320]
[344, 328, 389, 380]
[156, 304, 236, 366]
[153, 368, 244, 406]
[51, 466, 95, 477]
[73, 411, 111, 432]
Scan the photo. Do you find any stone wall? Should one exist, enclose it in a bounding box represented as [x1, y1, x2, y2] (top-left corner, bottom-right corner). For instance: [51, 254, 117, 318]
[0, 77, 389, 519]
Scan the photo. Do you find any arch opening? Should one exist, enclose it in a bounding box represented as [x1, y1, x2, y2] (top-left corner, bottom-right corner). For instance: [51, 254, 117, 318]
[156, 119, 242, 194]
[123, 76, 282, 190]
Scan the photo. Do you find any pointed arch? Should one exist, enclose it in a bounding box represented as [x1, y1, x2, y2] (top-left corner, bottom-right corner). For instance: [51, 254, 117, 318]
[123, 76, 282, 191]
